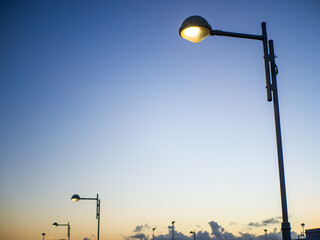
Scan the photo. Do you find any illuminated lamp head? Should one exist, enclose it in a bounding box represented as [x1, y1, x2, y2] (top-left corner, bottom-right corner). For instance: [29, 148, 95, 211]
[179, 16, 212, 43]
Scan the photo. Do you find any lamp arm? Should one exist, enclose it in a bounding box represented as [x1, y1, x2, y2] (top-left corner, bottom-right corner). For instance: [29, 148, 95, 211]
[211, 22, 273, 102]
[57, 224, 69, 227]
[80, 197, 98, 200]
[211, 29, 263, 41]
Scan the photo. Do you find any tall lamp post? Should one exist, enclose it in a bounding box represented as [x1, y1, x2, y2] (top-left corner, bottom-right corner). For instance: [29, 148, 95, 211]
[179, 16, 291, 240]
[153, 227, 156, 240]
[41, 233, 46, 240]
[264, 229, 268, 240]
[71, 194, 100, 240]
[172, 221, 175, 240]
[52, 222, 70, 240]
[190, 231, 196, 240]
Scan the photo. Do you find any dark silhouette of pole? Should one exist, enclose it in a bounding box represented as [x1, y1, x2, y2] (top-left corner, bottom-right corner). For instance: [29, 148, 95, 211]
[153, 228, 156, 240]
[42, 233, 46, 240]
[68, 222, 70, 240]
[172, 221, 175, 240]
[179, 17, 291, 240]
[268, 39, 291, 240]
[264, 229, 267, 240]
[97, 194, 100, 240]
[190, 231, 196, 240]
[301, 223, 305, 238]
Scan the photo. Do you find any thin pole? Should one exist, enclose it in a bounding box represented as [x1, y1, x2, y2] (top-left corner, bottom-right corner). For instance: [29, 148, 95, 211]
[172, 221, 175, 240]
[68, 223, 70, 240]
[97, 194, 100, 240]
[301, 223, 305, 238]
[193, 231, 195, 240]
[268, 39, 291, 240]
[261, 22, 272, 102]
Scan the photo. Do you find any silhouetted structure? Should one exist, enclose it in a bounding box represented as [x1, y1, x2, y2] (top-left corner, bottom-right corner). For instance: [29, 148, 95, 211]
[305, 228, 320, 240]
[172, 221, 175, 240]
[153, 227, 156, 240]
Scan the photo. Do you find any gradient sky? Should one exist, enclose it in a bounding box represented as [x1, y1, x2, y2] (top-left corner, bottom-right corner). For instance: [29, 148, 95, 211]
[0, 1, 319, 240]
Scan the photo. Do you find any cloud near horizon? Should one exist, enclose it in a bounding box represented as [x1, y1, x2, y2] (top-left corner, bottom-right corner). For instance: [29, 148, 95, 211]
[126, 219, 297, 240]
[248, 217, 281, 227]
[134, 224, 151, 233]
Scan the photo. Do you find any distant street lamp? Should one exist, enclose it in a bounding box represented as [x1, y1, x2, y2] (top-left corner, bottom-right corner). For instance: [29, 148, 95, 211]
[264, 229, 267, 240]
[299, 223, 305, 239]
[41, 232, 46, 240]
[153, 227, 156, 240]
[179, 15, 291, 240]
[172, 221, 175, 240]
[52, 222, 70, 240]
[190, 231, 196, 240]
[71, 194, 100, 240]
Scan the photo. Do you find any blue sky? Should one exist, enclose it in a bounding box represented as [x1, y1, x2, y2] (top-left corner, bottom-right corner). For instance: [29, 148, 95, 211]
[0, 1, 319, 240]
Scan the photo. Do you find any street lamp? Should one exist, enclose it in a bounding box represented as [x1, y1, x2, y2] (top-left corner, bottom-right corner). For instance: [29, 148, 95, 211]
[190, 231, 196, 240]
[153, 227, 156, 240]
[264, 229, 268, 240]
[172, 221, 175, 240]
[52, 222, 70, 240]
[41, 233, 46, 240]
[71, 194, 101, 240]
[179, 16, 291, 240]
[299, 223, 305, 239]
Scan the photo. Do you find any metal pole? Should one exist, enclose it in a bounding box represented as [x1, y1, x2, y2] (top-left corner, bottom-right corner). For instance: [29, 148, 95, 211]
[301, 223, 305, 238]
[268, 39, 291, 240]
[172, 221, 175, 240]
[264, 229, 267, 240]
[193, 231, 195, 240]
[97, 194, 100, 240]
[261, 22, 272, 102]
[68, 223, 70, 240]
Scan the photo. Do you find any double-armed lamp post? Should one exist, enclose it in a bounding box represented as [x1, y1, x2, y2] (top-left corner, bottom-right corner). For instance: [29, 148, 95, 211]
[52, 222, 70, 240]
[71, 194, 101, 240]
[179, 16, 291, 240]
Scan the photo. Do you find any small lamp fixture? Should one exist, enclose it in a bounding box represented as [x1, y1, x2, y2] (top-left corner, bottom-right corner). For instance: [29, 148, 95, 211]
[71, 194, 80, 202]
[179, 16, 212, 43]
[52, 222, 58, 227]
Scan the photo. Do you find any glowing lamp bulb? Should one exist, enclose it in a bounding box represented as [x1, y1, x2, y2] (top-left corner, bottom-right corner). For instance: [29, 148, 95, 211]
[71, 194, 80, 202]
